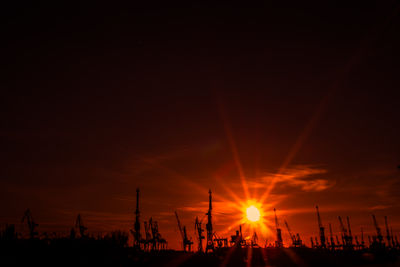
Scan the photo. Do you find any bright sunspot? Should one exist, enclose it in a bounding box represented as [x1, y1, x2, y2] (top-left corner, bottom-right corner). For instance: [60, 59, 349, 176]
[246, 205, 260, 222]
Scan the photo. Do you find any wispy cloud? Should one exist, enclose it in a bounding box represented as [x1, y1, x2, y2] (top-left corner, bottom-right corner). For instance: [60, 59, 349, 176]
[262, 165, 331, 192]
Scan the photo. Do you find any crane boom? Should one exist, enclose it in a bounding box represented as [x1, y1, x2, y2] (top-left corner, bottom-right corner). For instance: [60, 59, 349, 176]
[75, 214, 87, 238]
[274, 208, 279, 228]
[329, 223, 335, 249]
[385, 216, 391, 247]
[346, 216, 353, 247]
[274, 208, 283, 247]
[22, 209, 38, 239]
[175, 211, 184, 240]
[316, 206, 323, 228]
[316, 206, 326, 248]
[372, 214, 383, 244]
[338, 216, 347, 235]
[284, 220, 295, 244]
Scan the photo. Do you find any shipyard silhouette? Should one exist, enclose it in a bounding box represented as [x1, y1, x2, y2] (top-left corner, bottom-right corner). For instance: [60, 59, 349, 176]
[1, 188, 400, 266]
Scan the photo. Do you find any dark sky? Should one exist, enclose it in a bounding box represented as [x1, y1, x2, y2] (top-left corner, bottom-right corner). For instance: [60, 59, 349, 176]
[1, 1, 400, 249]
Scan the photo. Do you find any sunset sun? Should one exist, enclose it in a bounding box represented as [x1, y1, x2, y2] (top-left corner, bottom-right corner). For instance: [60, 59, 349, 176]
[246, 205, 260, 222]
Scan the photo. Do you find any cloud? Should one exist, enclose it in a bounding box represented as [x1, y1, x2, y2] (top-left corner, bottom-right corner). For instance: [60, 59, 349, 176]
[262, 165, 331, 192]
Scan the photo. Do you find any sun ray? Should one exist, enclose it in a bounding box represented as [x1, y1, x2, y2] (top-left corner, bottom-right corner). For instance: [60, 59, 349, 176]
[217, 98, 250, 200]
[259, 91, 332, 204]
[214, 175, 245, 206]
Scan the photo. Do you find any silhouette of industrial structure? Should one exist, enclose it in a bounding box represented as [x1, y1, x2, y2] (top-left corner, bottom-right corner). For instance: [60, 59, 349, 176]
[1, 188, 400, 266]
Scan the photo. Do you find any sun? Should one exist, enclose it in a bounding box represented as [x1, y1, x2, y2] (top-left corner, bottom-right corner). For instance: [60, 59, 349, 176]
[246, 205, 260, 222]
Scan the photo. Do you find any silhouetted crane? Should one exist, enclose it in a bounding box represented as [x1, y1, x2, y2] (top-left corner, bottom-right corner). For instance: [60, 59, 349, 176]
[133, 188, 141, 249]
[284, 220, 295, 246]
[21, 209, 38, 239]
[372, 214, 383, 245]
[338, 216, 351, 249]
[230, 226, 243, 247]
[384, 216, 392, 247]
[316, 206, 326, 248]
[346, 216, 353, 248]
[361, 227, 365, 249]
[251, 231, 259, 247]
[194, 216, 204, 252]
[213, 232, 228, 248]
[175, 211, 193, 252]
[390, 227, 396, 248]
[335, 235, 340, 248]
[205, 189, 214, 253]
[75, 214, 87, 238]
[284, 220, 302, 247]
[274, 208, 283, 248]
[329, 223, 335, 250]
[143, 221, 152, 251]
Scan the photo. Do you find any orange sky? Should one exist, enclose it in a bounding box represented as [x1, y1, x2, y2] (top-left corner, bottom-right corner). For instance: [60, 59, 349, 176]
[1, 1, 400, 250]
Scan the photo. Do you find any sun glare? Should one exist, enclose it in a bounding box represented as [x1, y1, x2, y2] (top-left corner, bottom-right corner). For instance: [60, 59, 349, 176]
[246, 205, 260, 222]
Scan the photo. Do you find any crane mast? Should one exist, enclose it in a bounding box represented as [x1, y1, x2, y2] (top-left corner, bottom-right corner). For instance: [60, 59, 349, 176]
[372, 214, 383, 245]
[205, 189, 214, 253]
[284, 220, 296, 245]
[274, 208, 283, 247]
[338, 216, 350, 248]
[144, 221, 152, 251]
[21, 209, 38, 239]
[329, 223, 335, 250]
[316, 206, 326, 248]
[75, 214, 87, 238]
[133, 188, 141, 249]
[346, 216, 353, 248]
[385, 216, 391, 247]
[361, 227, 365, 249]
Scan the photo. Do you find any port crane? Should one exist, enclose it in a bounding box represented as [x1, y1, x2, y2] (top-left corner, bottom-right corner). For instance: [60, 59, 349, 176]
[360, 227, 365, 249]
[316, 206, 326, 248]
[75, 214, 87, 238]
[194, 216, 205, 252]
[143, 221, 152, 251]
[132, 188, 141, 249]
[329, 223, 335, 250]
[384, 216, 392, 247]
[205, 189, 214, 253]
[284, 220, 302, 247]
[346, 216, 353, 248]
[372, 214, 383, 245]
[338, 216, 352, 249]
[274, 208, 283, 248]
[175, 211, 193, 252]
[21, 209, 38, 239]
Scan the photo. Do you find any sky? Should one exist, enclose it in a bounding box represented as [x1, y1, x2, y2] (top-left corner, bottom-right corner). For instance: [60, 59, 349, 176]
[1, 1, 400, 249]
